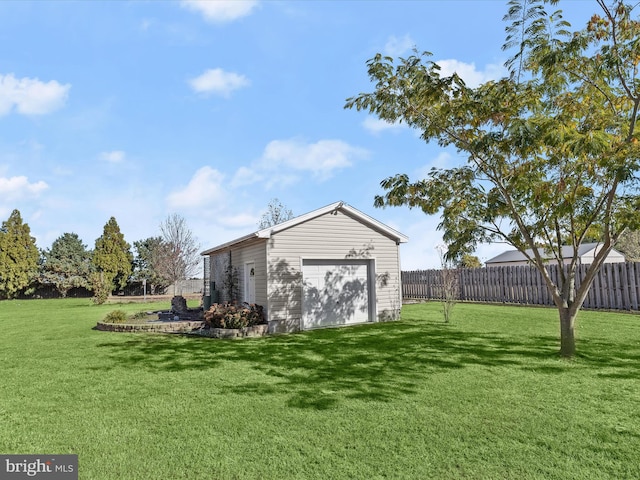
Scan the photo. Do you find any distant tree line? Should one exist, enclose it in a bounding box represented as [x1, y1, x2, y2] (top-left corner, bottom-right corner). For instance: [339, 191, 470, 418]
[0, 209, 201, 304]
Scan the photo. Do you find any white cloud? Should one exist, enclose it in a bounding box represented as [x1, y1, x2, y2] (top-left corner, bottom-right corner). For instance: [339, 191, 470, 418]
[181, 0, 258, 23]
[415, 152, 453, 179]
[435, 59, 506, 88]
[362, 117, 405, 134]
[0, 175, 48, 201]
[231, 165, 263, 187]
[100, 150, 126, 163]
[166, 166, 227, 209]
[384, 34, 415, 57]
[189, 68, 250, 97]
[0, 73, 70, 116]
[216, 213, 259, 229]
[259, 139, 367, 180]
[231, 138, 367, 188]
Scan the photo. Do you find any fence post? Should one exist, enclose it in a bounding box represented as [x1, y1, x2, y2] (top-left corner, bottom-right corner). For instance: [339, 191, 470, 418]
[629, 263, 639, 310]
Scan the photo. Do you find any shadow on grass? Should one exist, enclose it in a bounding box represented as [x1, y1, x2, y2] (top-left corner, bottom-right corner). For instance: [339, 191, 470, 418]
[94, 319, 640, 409]
[574, 338, 640, 380]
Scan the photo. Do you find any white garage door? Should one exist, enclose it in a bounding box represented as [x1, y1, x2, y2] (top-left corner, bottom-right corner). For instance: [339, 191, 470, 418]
[302, 259, 370, 330]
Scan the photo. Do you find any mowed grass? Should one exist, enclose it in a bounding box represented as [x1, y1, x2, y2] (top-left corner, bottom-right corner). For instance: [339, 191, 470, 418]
[1, 299, 640, 479]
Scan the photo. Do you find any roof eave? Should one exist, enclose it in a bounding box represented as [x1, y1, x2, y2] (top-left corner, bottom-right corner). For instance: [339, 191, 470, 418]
[200, 232, 260, 256]
[200, 200, 409, 255]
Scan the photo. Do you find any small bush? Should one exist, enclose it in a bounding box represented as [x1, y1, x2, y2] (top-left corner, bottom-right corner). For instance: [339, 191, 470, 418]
[103, 310, 128, 324]
[204, 302, 265, 329]
[130, 311, 148, 320]
[90, 273, 112, 305]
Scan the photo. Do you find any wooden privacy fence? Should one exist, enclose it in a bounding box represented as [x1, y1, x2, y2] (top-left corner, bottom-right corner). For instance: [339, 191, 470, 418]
[402, 262, 640, 311]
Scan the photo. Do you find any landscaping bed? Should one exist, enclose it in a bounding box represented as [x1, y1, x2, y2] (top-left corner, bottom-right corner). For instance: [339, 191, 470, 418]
[96, 297, 268, 338]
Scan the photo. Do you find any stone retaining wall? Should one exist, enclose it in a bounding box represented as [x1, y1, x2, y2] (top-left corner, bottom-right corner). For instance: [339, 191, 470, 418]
[95, 320, 204, 333]
[95, 321, 269, 338]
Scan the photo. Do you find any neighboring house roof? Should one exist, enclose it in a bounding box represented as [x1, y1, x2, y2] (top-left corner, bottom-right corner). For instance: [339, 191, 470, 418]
[485, 243, 620, 264]
[201, 201, 409, 256]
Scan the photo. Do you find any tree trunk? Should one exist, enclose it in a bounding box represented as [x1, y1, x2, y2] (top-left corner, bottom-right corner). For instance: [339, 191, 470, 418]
[559, 308, 576, 358]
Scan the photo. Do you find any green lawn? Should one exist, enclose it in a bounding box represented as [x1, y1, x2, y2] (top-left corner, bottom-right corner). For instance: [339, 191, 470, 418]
[1, 299, 639, 479]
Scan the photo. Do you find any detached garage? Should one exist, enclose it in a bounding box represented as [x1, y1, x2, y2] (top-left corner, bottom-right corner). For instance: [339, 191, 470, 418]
[201, 201, 408, 333]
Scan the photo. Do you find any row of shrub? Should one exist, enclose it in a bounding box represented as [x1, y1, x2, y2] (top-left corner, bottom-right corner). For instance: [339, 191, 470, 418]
[102, 310, 149, 324]
[204, 302, 266, 329]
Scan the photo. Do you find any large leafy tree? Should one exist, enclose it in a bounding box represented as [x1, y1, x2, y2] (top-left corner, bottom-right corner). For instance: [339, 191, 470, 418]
[0, 209, 39, 299]
[40, 232, 92, 297]
[92, 217, 133, 297]
[132, 236, 171, 294]
[346, 0, 640, 357]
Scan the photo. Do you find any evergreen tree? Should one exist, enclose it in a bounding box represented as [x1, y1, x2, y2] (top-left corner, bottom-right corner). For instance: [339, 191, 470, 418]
[132, 236, 170, 294]
[40, 232, 92, 297]
[0, 209, 39, 299]
[92, 217, 133, 300]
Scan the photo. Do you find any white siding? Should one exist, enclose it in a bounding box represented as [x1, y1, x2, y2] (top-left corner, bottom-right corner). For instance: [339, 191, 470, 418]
[208, 239, 268, 306]
[488, 249, 626, 268]
[266, 210, 402, 332]
[579, 247, 626, 265]
[230, 239, 268, 307]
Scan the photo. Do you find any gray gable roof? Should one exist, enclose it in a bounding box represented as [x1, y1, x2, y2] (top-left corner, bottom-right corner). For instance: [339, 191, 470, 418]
[485, 243, 611, 264]
[201, 201, 408, 256]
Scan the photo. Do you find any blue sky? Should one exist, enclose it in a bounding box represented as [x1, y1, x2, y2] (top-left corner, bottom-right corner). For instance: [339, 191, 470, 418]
[0, 0, 593, 269]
